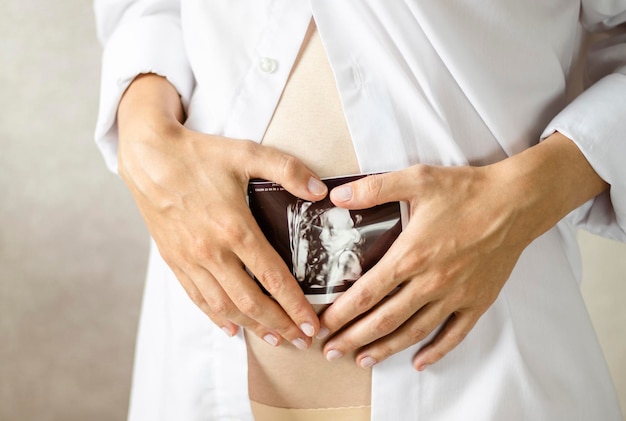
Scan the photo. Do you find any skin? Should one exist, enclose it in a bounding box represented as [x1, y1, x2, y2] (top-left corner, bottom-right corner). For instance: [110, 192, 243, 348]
[117, 74, 325, 348]
[117, 73, 609, 370]
[320, 139, 609, 370]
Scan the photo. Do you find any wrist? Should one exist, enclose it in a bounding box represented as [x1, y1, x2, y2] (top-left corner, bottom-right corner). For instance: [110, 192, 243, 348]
[488, 132, 609, 244]
[116, 74, 187, 181]
[117, 73, 185, 139]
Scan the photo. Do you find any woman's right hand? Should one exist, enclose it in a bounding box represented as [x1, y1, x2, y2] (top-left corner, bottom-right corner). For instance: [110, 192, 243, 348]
[116, 74, 327, 349]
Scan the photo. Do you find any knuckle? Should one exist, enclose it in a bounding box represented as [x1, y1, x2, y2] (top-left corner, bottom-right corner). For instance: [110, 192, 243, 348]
[365, 175, 384, 199]
[186, 289, 206, 307]
[278, 153, 301, 180]
[210, 299, 233, 317]
[411, 164, 429, 179]
[189, 238, 213, 261]
[281, 306, 310, 331]
[274, 321, 298, 339]
[320, 312, 341, 331]
[454, 286, 485, 310]
[238, 140, 259, 161]
[423, 272, 448, 296]
[197, 301, 221, 321]
[353, 286, 376, 311]
[259, 268, 286, 294]
[406, 324, 428, 343]
[451, 331, 468, 346]
[411, 165, 434, 187]
[339, 336, 359, 352]
[391, 256, 418, 281]
[431, 348, 447, 362]
[375, 342, 396, 360]
[431, 269, 449, 288]
[372, 313, 399, 335]
[213, 215, 248, 248]
[236, 294, 261, 318]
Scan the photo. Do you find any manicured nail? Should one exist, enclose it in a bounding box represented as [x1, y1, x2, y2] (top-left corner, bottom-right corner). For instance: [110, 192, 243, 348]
[300, 323, 315, 337]
[316, 327, 330, 340]
[332, 185, 353, 202]
[221, 327, 234, 337]
[307, 177, 327, 196]
[292, 338, 308, 350]
[419, 364, 430, 371]
[263, 334, 279, 347]
[359, 356, 377, 369]
[326, 349, 343, 362]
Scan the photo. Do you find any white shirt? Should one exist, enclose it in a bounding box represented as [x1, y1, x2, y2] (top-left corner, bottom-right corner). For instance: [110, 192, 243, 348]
[94, 1, 626, 420]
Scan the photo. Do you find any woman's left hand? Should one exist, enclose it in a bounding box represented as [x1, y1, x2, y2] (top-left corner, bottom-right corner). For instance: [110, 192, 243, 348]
[318, 134, 608, 370]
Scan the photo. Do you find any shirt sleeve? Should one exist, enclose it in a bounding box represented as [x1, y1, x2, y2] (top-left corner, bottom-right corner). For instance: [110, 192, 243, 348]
[93, 0, 195, 173]
[541, 1, 626, 242]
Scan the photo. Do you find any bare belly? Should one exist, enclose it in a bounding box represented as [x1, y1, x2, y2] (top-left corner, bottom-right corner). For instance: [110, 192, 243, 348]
[247, 20, 371, 409]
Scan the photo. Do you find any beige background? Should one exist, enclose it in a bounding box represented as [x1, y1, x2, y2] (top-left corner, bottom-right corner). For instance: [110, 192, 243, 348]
[0, 1, 624, 420]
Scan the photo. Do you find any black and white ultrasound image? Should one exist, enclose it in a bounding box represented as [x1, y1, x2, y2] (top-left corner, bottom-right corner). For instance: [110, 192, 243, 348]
[248, 175, 404, 304]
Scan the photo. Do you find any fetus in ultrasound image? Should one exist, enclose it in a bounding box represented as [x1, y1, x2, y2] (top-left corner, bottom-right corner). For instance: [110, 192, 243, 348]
[288, 201, 364, 293]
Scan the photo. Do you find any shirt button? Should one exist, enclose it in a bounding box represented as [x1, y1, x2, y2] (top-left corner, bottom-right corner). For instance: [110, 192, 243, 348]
[258, 57, 278, 74]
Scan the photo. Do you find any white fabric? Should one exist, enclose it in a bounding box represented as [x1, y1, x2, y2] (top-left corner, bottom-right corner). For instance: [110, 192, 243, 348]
[94, 1, 626, 420]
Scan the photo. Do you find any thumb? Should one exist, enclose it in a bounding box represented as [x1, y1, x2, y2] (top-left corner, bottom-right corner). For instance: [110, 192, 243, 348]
[329, 171, 410, 209]
[248, 144, 328, 201]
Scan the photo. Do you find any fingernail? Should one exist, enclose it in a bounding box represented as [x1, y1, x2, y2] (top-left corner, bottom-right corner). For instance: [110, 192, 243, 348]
[316, 327, 330, 340]
[300, 323, 315, 337]
[332, 185, 352, 202]
[418, 363, 430, 372]
[263, 333, 279, 347]
[326, 349, 343, 362]
[307, 177, 327, 196]
[292, 338, 308, 350]
[359, 356, 377, 369]
[221, 327, 234, 337]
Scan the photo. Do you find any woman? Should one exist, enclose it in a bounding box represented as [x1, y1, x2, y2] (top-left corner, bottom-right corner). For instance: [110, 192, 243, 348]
[94, 1, 626, 420]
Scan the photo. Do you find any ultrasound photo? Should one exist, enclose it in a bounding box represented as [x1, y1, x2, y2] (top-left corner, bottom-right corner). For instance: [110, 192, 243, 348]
[248, 174, 407, 304]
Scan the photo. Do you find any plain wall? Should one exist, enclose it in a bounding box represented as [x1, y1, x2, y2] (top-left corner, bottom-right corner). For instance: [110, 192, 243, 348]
[0, 1, 624, 420]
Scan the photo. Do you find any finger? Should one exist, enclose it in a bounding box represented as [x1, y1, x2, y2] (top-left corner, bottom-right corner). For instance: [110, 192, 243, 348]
[234, 212, 321, 337]
[170, 265, 240, 337]
[196, 196, 319, 343]
[244, 142, 328, 201]
[209, 254, 314, 350]
[412, 312, 478, 371]
[321, 275, 437, 362]
[349, 302, 450, 369]
[321, 285, 434, 361]
[319, 233, 415, 336]
[329, 170, 416, 209]
[199, 196, 320, 341]
[178, 264, 291, 347]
